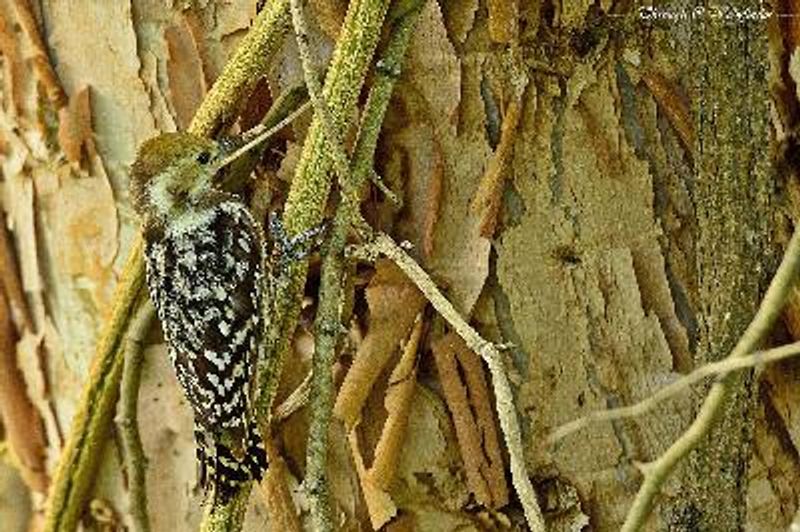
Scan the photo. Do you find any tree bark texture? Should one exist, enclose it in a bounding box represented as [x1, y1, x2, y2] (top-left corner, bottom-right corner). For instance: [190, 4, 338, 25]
[1, 1, 798, 531]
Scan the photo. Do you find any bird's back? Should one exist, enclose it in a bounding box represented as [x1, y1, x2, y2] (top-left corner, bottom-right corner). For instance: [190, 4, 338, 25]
[143, 197, 267, 498]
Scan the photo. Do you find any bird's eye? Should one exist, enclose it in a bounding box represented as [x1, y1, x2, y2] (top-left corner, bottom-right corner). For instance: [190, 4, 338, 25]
[196, 151, 211, 165]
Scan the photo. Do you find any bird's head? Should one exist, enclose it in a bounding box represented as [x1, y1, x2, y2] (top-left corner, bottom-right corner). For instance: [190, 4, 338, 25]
[130, 133, 235, 220]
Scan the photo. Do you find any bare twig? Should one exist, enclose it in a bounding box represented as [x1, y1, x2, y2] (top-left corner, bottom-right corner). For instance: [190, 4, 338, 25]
[273, 371, 312, 422]
[550, 341, 800, 445]
[222, 82, 309, 192]
[350, 232, 546, 532]
[288, 0, 352, 184]
[621, 227, 800, 531]
[118, 303, 156, 532]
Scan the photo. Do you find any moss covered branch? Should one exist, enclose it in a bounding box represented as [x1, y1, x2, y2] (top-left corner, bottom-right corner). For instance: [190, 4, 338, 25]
[118, 304, 156, 532]
[255, 0, 392, 426]
[305, 3, 424, 529]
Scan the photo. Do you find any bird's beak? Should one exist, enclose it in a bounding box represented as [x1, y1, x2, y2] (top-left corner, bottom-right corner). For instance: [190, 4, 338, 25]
[212, 137, 244, 173]
[214, 101, 311, 170]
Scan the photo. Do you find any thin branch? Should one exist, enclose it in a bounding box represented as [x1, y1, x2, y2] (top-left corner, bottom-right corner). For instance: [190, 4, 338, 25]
[43, 251, 148, 532]
[288, 0, 352, 183]
[350, 232, 546, 532]
[221, 82, 309, 192]
[44, 1, 293, 529]
[216, 101, 312, 169]
[118, 303, 156, 532]
[549, 341, 800, 445]
[621, 226, 800, 532]
[272, 371, 312, 422]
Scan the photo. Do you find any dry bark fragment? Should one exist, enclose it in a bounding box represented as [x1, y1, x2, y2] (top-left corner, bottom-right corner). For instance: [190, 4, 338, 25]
[0, 290, 49, 493]
[432, 332, 508, 509]
[57, 87, 97, 169]
[333, 259, 426, 429]
[11, 0, 66, 107]
[347, 429, 397, 529]
[367, 315, 423, 490]
[0, 219, 48, 493]
[641, 70, 694, 156]
[470, 94, 523, 237]
[165, 17, 208, 131]
[345, 316, 424, 529]
[308, 0, 347, 39]
[258, 439, 302, 532]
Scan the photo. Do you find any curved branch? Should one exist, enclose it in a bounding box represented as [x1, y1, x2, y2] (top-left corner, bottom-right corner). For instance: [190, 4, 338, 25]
[118, 303, 156, 532]
[351, 233, 546, 532]
[621, 226, 800, 531]
[549, 341, 800, 445]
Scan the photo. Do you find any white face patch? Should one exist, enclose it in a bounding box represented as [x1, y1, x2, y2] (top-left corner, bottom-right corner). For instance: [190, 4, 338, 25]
[146, 167, 179, 219]
[146, 163, 218, 234]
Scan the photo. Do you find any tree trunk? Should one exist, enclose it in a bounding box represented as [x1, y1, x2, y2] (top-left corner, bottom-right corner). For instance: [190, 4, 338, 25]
[1, 1, 798, 531]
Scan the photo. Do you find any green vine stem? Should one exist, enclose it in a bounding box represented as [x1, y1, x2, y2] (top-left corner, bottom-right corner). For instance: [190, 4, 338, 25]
[43, 1, 292, 529]
[255, 0, 392, 427]
[305, 3, 425, 530]
[118, 303, 156, 532]
[43, 256, 147, 532]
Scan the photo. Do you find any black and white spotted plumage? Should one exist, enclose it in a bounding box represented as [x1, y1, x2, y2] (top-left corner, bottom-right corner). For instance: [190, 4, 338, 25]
[130, 133, 268, 501]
